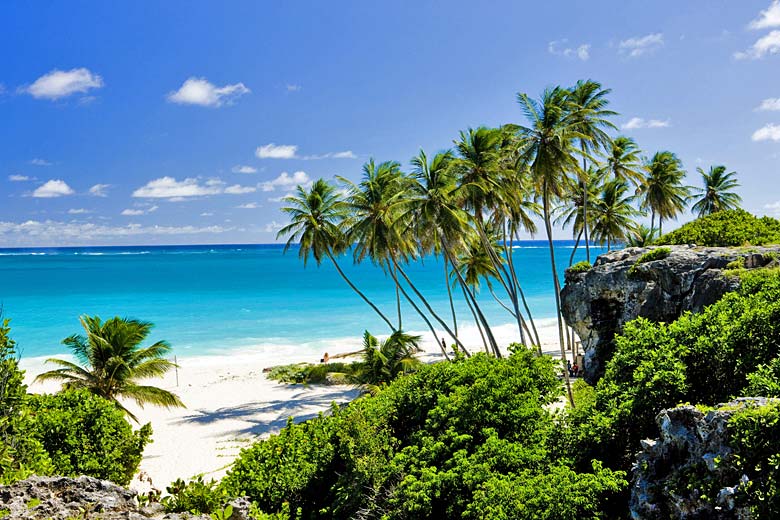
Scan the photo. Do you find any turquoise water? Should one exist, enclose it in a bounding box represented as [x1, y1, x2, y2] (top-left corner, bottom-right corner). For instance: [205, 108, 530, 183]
[0, 242, 605, 359]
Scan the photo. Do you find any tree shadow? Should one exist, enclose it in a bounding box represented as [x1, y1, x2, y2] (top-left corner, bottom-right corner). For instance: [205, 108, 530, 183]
[174, 386, 362, 437]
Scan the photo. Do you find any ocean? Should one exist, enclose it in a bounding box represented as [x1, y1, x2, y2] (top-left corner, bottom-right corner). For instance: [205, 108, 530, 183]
[1, 241, 605, 360]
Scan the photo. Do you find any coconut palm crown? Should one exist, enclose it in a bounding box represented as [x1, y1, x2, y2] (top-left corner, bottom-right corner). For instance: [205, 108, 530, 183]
[691, 165, 742, 217]
[35, 315, 184, 421]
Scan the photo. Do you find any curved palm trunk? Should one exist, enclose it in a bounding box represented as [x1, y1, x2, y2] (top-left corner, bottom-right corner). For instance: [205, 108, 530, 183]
[462, 284, 489, 354]
[393, 264, 402, 329]
[325, 250, 396, 332]
[444, 256, 458, 336]
[581, 150, 591, 263]
[542, 185, 575, 407]
[512, 229, 543, 348]
[569, 229, 583, 266]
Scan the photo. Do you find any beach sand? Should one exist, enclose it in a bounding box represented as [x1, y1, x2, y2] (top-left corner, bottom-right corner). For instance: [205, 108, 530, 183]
[21, 321, 568, 493]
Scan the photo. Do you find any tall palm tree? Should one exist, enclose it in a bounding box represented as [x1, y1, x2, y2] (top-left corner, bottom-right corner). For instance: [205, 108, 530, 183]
[35, 316, 184, 421]
[691, 165, 742, 217]
[568, 80, 618, 262]
[277, 179, 396, 331]
[638, 151, 690, 235]
[515, 86, 584, 406]
[604, 136, 644, 186]
[554, 167, 603, 264]
[590, 179, 639, 250]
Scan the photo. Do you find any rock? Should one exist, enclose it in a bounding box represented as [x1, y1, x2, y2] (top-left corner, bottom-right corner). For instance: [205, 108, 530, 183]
[560, 245, 780, 383]
[0, 475, 211, 519]
[630, 398, 777, 519]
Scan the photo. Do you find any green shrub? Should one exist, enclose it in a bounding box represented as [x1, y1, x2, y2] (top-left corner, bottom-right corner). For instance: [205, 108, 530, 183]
[162, 477, 229, 515]
[567, 261, 592, 274]
[627, 247, 671, 278]
[656, 210, 780, 247]
[725, 258, 745, 270]
[266, 362, 358, 384]
[25, 390, 152, 486]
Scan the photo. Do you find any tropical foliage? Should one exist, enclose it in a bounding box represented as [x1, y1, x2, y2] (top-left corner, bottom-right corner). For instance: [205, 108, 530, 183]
[35, 315, 184, 421]
[657, 209, 780, 247]
[691, 165, 742, 217]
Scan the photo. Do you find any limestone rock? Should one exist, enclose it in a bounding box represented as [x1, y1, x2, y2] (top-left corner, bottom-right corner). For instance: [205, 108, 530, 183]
[560, 245, 780, 383]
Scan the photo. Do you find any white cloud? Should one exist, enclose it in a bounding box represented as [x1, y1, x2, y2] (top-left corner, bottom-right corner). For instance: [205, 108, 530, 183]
[0, 219, 230, 244]
[622, 117, 670, 130]
[752, 123, 780, 141]
[232, 165, 257, 174]
[286, 84, 301, 92]
[260, 171, 310, 192]
[765, 200, 780, 215]
[256, 143, 298, 159]
[8, 175, 31, 182]
[224, 184, 257, 195]
[264, 220, 284, 232]
[132, 177, 223, 199]
[548, 40, 591, 61]
[121, 205, 158, 216]
[89, 184, 110, 197]
[32, 179, 75, 198]
[750, 1, 780, 30]
[237, 202, 260, 209]
[301, 150, 358, 160]
[757, 98, 780, 111]
[200, 212, 214, 217]
[619, 33, 664, 57]
[67, 208, 90, 215]
[23, 68, 104, 100]
[167, 77, 250, 107]
[735, 30, 780, 59]
[30, 158, 52, 166]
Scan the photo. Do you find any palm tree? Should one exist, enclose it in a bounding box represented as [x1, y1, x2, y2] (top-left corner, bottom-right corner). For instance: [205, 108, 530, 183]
[604, 136, 644, 186]
[554, 167, 603, 265]
[35, 316, 183, 421]
[590, 179, 639, 250]
[638, 151, 690, 236]
[277, 179, 396, 331]
[568, 80, 618, 262]
[691, 165, 742, 217]
[515, 86, 584, 406]
[353, 330, 421, 391]
[626, 224, 658, 247]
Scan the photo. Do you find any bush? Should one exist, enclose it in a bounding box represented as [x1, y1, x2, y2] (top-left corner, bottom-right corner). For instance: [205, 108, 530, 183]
[25, 390, 152, 486]
[627, 247, 671, 278]
[567, 261, 592, 274]
[162, 476, 229, 514]
[222, 348, 625, 518]
[656, 209, 780, 247]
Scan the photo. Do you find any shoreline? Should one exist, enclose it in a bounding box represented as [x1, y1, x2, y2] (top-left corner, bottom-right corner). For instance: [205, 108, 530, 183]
[21, 320, 568, 492]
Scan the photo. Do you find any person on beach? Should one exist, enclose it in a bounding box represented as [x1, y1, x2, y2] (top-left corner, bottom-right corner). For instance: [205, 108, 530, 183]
[567, 360, 572, 377]
[441, 338, 447, 352]
[572, 363, 579, 377]
[320, 352, 329, 363]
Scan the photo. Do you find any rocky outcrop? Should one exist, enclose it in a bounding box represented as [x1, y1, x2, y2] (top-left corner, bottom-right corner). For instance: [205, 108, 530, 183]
[630, 398, 776, 519]
[0, 475, 250, 519]
[560, 245, 780, 383]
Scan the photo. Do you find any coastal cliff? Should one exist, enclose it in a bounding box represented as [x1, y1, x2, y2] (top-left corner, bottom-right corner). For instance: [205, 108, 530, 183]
[561, 245, 780, 383]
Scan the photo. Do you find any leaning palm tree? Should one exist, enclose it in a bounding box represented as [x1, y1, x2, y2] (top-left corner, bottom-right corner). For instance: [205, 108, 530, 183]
[691, 165, 742, 217]
[277, 179, 396, 331]
[604, 136, 644, 186]
[515, 86, 584, 407]
[590, 179, 639, 251]
[35, 316, 184, 421]
[638, 151, 690, 235]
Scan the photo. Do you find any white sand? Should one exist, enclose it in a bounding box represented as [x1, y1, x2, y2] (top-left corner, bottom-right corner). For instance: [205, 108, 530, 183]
[21, 320, 569, 492]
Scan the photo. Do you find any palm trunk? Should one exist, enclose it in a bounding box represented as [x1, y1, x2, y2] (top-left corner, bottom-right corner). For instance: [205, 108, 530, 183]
[444, 256, 458, 336]
[325, 250, 396, 332]
[513, 229, 543, 348]
[569, 229, 583, 266]
[462, 284, 489, 354]
[581, 149, 591, 263]
[394, 264, 402, 330]
[542, 184, 575, 407]
[650, 211, 656, 237]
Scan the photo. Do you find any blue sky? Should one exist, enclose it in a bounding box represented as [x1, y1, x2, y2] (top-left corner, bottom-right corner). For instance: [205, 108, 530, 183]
[1, 0, 779, 247]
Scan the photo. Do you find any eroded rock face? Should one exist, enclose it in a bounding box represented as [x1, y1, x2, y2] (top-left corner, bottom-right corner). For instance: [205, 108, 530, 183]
[560, 245, 780, 383]
[630, 398, 776, 520]
[0, 475, 250, 519]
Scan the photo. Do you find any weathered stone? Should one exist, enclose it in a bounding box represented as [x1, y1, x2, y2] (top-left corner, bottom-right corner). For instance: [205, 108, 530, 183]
[560, 245, 780, 383]
[630, 398, 777, 519]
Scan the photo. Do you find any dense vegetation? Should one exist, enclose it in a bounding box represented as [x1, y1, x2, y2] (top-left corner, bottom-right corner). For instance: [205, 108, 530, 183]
[656, 209, 780, 247]
[0, 319, 151, 486]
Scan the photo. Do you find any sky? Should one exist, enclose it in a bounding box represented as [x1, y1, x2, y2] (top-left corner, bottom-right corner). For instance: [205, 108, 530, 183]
[1, 0, 779, 247]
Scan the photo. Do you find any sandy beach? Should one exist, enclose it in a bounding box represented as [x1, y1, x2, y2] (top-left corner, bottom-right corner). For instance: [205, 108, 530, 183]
[21, 321, 566, 493]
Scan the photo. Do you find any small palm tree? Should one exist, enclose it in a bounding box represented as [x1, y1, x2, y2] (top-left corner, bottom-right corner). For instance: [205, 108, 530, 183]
[35, 316, 184, 421]
[626, 225, 658, 247]
[590, 179, 639, 250]
[691, 165, 742, 217]
[353, 330, 421, 391]
[638, 151, 690, 235]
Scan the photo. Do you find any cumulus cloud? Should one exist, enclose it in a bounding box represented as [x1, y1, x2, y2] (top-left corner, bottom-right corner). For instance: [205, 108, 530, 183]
[256, 143, 298, 159]
[30, 158, 52, 166]
[735, 30, 780, 59]
[750, 1, 780, 30]
[548, 40, 591, 61]
[167, 77, 250, 107]
[619, 33, 664, 57]
[237, 202, 260, 209]
[133, 177, 223, 199]
[121, 205, 158, 216]
[23, 68, 104, 100]
[264, 220, 284, 232]
[231, 165, 257, 174]
[8, 175, 31, 182]
[89, 184, 110, 197]
[622, 117, 670, 130]
[0, 219, 230, 245]
[260, 171, 310, 192]
[224, 184, 257, 195]
[752, 123, 780, 141]
[67, 208, 91, 215]
[757, 98, 780, 111]
[32, 179, 75, 198]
